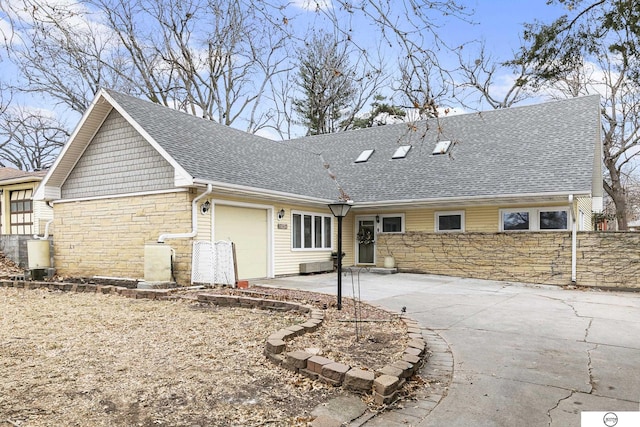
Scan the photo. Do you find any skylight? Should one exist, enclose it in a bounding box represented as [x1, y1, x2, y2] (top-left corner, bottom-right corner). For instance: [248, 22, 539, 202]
[433, 140, 452, 155]
[392, 145, 411, 159]
[355, 149, 375, 163]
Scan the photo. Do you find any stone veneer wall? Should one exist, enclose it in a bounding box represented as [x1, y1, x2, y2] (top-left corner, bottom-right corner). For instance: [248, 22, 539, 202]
[378, 232, 640, 289]
[53, 191, 193, 284]
[575, 232, 640, 288]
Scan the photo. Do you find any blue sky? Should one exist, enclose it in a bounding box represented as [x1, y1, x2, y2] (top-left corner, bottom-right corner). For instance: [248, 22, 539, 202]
[0, 0, 574, 141]
[449, 0, 569, 59]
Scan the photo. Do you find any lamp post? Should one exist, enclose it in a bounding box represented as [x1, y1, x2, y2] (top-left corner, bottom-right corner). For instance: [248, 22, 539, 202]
[328, 201, 352, 310]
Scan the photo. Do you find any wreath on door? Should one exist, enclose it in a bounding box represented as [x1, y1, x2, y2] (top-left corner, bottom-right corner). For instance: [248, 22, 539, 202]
[357, 229, 375, 245]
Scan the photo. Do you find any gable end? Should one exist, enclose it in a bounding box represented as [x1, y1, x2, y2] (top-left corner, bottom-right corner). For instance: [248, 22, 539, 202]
[61, 109, 175, 199]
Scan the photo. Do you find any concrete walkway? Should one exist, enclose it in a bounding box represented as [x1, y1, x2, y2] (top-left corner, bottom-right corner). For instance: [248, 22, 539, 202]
[257, 271, 640, 426]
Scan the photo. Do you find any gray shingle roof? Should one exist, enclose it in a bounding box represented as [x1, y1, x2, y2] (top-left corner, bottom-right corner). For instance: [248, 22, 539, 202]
[290, 95, 601, 203]
[106, 90, 600, 204]
[105, 90, 339, 200]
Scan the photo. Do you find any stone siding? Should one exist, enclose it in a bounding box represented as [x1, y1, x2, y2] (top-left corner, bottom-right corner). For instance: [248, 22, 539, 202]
[378, 232, 640, 289]
[53, 191, 193, 284]
[576, 232, 640, 288]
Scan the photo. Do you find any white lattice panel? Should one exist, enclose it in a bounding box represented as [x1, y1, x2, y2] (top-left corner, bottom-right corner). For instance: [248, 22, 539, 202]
[213, 241, 235, 285]
[191, 240, 236, 286]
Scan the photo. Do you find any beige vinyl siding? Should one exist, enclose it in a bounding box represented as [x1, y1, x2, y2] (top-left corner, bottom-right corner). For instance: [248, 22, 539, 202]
[365, 207, 499, 233]
[405, 209, 431, 231]
[33, 199, 54, 236]
[465, 206, 499, 231]
[274, 203, 338, 276]
[61, 109, 174, 199]
[209, 196, 338, 277]
[576, 197, 593, 231]
[364, 203, 574, 236]
[366, 207, 500, 233]
[195, 197, 212, 241]
[337, 212, 355, 267]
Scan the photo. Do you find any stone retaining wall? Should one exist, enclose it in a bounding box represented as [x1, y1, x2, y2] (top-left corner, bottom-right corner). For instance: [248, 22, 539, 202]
[378, 231, 640, 289]
[0, 280, 427, 405]
[197, 292, 427, 405]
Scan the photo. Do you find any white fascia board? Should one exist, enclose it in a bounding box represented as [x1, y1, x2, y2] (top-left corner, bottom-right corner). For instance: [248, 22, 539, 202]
[192, 178, 334, 206]
[51, 188, 189, 204]
[0, 176, 43, 186]
[33, 90, 112, 201]
[33, 184, 61, 202]
[101, 90, 194, 188]
[350, 191, 593, 210]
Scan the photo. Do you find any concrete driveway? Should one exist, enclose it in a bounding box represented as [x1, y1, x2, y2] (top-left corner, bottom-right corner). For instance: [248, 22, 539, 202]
[258, 271, 640, 426]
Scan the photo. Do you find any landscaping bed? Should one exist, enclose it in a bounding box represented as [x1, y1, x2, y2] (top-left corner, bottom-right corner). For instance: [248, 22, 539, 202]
[0, 284, 411, 426]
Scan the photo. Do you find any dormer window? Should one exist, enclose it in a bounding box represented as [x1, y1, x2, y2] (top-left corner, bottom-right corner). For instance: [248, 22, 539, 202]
[355, 149, 375, 163]
[392, 145, 411, 159]
[433, 140, 452, 155]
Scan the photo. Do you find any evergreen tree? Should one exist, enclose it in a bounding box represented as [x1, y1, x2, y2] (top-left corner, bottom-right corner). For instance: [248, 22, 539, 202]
[351, 95, 407, 129]
[293, 32, 357, 135]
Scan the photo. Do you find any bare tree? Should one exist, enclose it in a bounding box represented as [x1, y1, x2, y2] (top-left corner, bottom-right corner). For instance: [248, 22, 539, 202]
[0, 0, 292, 132]
[326, 0, 471, 113]
[453, 42, 533, 110]
[0, 0, 472, 164]
[543, 51, 640, 230]
[0, 107, 68, 171]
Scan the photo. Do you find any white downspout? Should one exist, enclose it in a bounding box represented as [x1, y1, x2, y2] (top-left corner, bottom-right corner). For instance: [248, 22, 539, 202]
[569, 195, 577, 283]
[33, 219, 54, 240]
[157, 184, 213, 243]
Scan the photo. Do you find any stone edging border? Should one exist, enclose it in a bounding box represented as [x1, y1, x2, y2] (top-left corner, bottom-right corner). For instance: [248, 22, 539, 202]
[0, 280, 427, 404]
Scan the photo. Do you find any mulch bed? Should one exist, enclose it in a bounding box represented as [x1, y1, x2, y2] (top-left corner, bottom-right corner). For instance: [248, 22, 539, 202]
[0, 282, 413, 426]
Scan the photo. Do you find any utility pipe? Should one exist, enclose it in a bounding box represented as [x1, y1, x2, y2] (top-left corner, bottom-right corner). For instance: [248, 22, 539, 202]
[33, 219, 54, 240]
[569, 194, 577, 283]
[157, 184, 213, 243]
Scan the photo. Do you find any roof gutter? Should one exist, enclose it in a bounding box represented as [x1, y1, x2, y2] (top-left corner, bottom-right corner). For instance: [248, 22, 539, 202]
[157, 184, 212, 243]
[192, 178, 334, 206]
[192, 179, 593, 210]
[0, 177, 44, 186]
[351, 191, 593, 209]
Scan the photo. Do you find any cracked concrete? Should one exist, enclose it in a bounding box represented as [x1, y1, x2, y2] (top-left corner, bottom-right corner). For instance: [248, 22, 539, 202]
[260, 272, 640, 426]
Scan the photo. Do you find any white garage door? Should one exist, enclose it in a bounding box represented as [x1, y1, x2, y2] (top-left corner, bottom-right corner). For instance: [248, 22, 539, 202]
[214, 205, 269, 279]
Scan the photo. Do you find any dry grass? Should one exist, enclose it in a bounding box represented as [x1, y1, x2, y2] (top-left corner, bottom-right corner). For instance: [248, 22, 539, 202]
[0, 286, 407, 427]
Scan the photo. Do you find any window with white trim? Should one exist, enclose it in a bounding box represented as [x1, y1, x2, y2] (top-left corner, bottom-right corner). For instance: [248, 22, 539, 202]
[379, 214, 405, 233]
[500, 207, 569, 231]
[10, 189, 34, 235]
[435, 211, 465, 232]
[292, 211, 333, 250]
